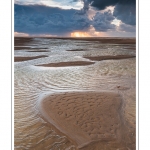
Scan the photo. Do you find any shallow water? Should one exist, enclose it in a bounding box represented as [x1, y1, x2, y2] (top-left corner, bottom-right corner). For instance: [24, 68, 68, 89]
[14, 38, 136, 150]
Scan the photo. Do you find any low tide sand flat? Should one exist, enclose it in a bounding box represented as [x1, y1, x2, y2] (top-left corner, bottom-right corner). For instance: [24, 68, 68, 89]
[14, 55, 48, 62]
[84, 55, 135, 61]
[36, 61, 95, 67]
[39, 92, 127, 149]
[14, 37, 136, 150]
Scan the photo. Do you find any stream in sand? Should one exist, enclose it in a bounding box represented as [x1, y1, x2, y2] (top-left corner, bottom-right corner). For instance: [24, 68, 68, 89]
[14, 38, 136, 150]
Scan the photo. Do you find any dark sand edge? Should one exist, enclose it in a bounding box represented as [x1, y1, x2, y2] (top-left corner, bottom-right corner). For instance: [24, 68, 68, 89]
[14, 55, 48, 62]
[83, 55, 136, 61]
[36, 61, 95, 67]
[39, 92, 124, 149]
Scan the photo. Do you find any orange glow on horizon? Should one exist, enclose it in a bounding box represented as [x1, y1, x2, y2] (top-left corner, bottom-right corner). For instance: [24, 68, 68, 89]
[71, 32, 91, 37]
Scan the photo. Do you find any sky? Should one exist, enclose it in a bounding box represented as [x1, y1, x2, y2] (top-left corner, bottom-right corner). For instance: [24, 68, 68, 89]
[14, 0, 136, 37]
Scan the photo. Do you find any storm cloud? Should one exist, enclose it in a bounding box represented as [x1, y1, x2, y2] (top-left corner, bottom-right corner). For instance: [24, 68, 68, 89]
[113, 0, 136, 25]
[92, 10, 115, 31]
[88, 0, 119, 10]
[15, 4, 90, 35]
[14, 0, 136, 36]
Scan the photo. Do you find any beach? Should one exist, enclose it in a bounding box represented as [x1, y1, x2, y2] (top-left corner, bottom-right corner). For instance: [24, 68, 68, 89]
[14, 37, 136, 150]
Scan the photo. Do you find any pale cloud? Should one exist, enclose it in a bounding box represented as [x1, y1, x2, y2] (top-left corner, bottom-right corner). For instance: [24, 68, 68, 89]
[15, 0, 83, 10]
[100, 6, 115, 13]
[111, 18, 121, 26]
[14, 32, 29, 37]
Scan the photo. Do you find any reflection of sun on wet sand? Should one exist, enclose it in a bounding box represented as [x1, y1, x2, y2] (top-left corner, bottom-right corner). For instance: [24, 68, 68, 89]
[14, 55, 48, 62]
[36, 61, 95, 67]
[39, 92, 134, 149]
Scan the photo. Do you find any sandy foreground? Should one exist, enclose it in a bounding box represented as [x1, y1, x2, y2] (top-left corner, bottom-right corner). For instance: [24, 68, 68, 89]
[39, 92, 135, 150]
[14, 37, 136, 149]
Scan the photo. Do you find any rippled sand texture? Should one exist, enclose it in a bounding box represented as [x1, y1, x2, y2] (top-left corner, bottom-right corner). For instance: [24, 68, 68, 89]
[14, 37, 136, 150]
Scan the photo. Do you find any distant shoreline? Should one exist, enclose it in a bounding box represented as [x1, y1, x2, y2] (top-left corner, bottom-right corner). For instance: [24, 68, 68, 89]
[14, 37, 136, 45]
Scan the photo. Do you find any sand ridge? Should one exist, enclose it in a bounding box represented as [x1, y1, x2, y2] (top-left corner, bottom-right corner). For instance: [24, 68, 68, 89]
[14, 47, 48, 50]
[83, 55, 135, 61]
[39, 92, 126, 149]
[27, 50, 50, 52]
[66, 49, 87, 52]
[36, 61, 95, 67]
[14, 55, 48, 62]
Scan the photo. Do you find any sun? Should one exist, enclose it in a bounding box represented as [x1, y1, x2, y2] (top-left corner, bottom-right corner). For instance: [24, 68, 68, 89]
[71, 32, 91, 37]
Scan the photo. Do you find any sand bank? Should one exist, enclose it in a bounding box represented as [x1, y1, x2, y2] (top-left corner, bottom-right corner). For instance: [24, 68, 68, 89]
[36, 61, 95, 67]
[27, 50, 50, 52]
[14, 37, 33, 46]
[84, 55, 135, 61]
[125, 47, 136, 50]
[14, 46, 32, 50]
[39, 92, 132, 149]
[14, 55, 48, 62]
[14, 47, 48, 50]
[66, 49, 87, 52]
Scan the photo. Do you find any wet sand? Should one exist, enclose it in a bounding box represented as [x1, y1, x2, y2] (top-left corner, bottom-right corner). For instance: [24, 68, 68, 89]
[39, 92, 135, 149]
[14, 37, 136, 150]
[14, 55, 48, 62]
[36, 61, 95, 67]
[84, 55, 135, 61]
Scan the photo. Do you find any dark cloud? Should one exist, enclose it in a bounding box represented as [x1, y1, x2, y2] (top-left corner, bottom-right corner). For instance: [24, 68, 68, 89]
[88, 0, 119, 10]
[14, 1, 136, 36]
[113, 0, 136, 25]
[15, 4, 90, 35]
[92, 10, 115, 31]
